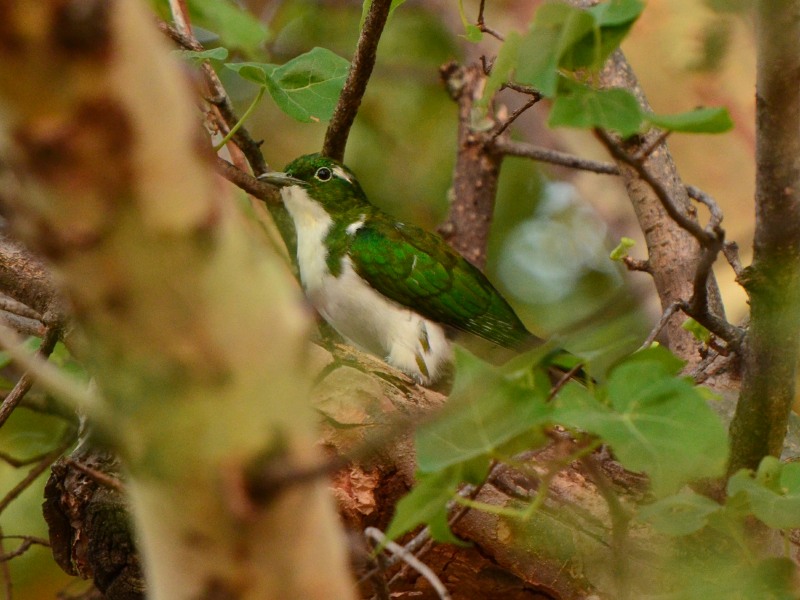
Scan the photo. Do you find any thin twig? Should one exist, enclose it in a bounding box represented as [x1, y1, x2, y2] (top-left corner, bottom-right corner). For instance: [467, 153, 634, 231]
[365, 528, 452, 600]
[595, 129, 714, 245]
[0, 536, 50, 562]
[477, 0, 504, 41]
[633, 129, 671, 161]
[622, 257, 651, 273]
[322, 0, 393, 161]
[0, 297, 40, 322]
[686, 184, 724, 230]
[0, 311, 44, 339]
[722, 241, 744, 278]
[0, 428, 76, 516]
[0, 326, 60, 429]
[491, 96, 540, 140]
[216, 157, 280, 205]
[0, 526, 9, 600]
[0, 323, 96, 412]
[639, 302, 682, 351]
[492, 138, 621, 175]
[64, 458, 124, 493]
[157, 21, 267, 175]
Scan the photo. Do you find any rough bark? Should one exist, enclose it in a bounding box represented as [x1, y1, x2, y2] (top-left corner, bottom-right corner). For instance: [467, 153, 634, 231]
[438, 62, 504, 270]
[599, 52, 725, 367]
[0, 1, 354, 598]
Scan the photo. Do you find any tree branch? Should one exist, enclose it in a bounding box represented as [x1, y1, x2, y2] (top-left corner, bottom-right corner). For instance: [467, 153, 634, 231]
[322, 0, 393, 161]
[729, 0, 800, 472]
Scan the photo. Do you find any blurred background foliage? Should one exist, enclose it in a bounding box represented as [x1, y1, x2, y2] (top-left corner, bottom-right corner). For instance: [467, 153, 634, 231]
[5, 0, 756, 596]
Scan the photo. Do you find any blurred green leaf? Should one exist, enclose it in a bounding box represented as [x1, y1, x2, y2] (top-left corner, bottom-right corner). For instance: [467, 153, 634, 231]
[416, 349, 550, 473]
[647, 107, 734, 133]
[682, 317, 712, 344]
[609, 236, 635, 261]
[516, 3, 594, 97]
[227, 48, 349, 122]
[727, 457, 800, 529]
[549, 83, 643, 137]
[553, 347, 728, 495]
[384, 463, 479, 544]
[638, 489, 722, 535]
[188, 0, 269, 57]
[479, 32, 521, 111]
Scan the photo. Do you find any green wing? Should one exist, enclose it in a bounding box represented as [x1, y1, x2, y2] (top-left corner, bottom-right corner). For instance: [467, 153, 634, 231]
[348, 219, 540, 350]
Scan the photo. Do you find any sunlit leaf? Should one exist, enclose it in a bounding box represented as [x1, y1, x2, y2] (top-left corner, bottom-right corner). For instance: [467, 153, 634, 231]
[609, 236, 635, 261]
[549, 83, 643, 137]
[226, 48, 350, 122]
[647, 107, 734, 134]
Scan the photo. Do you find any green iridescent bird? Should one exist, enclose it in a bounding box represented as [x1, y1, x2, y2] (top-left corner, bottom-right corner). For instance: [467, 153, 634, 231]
[261, 154, 542, 385]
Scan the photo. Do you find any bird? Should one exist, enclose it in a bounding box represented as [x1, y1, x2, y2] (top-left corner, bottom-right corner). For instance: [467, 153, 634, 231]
[260, 153, 543, 385]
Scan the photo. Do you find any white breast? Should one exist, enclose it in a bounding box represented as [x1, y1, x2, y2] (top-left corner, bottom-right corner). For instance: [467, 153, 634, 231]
[280, 186, 451, 384]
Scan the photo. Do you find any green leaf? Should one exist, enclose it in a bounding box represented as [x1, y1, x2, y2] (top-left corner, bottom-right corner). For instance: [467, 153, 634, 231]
[638, 489, 722, 536]
[174, 47, 229, 63]
[416, 349, 551, 473]
[573, 0, 644, 68]
[727, 457, 800, 529]
[516, 3, 595, 97]
[383, 465, 464, 545]
[647, 107, 734, 134]
[620, 345, 685, 375]
[479, 32, 521, 111]
[609, 236, 635, 261]
[227, 48, 350, 123]
[188, 0, 269, 57]
[682, 318, 712, 344]
[549, 82, 643, 137]
[553, 348, 728, 496]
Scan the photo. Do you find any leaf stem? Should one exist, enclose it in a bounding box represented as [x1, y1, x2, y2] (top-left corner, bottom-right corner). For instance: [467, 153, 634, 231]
[213, 86, 265, 153]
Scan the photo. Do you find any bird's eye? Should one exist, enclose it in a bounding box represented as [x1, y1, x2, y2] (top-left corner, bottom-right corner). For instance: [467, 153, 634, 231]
[315, 167, 332, 181]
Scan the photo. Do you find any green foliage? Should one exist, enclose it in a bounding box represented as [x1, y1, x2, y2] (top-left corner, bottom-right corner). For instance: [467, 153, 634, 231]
[549, 81, 643, 137]
[480, 0, 733, 137]
[384, 461, 486, 544]
[226, 48, 350, 123]
[609, 236, 635, 261]
[728, 457, 800, 529]
[638, 489, 722, 535]
[682, 317, 712, 344]
[554, 346, 728, 496]
[187, 0, 270, 57]
[646, 107, 734, 133]
[416, 348, 550, 473]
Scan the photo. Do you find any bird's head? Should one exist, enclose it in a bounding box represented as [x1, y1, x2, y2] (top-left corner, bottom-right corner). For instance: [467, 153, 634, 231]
[260, 153, 369, 213]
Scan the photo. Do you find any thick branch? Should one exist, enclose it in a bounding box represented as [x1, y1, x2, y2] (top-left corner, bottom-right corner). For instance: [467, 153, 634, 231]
[598, 51, 725, 366]
[729, 1, 800, 472]
[322, 0, 392, 161]
[438, 62, 503, 270]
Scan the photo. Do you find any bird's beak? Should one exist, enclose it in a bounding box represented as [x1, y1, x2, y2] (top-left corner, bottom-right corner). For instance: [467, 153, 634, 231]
[258, 171, 306, 188]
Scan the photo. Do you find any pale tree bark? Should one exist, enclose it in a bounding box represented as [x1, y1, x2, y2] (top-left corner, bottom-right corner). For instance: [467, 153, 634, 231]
[0, 1, 354, 598]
